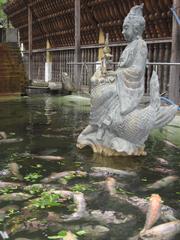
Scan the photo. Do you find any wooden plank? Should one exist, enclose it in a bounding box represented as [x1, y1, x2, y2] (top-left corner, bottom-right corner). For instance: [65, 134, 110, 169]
[74, 0, 81, 90]
[28, 5, 32, 82]
[169, 0, 180, 104]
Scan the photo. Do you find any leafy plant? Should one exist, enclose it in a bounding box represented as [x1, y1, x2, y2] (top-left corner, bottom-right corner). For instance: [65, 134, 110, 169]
[60, 172, 86, 185]
[24, 172, 42, 182]
[6, 208, 20, 218]
[65, 172, 85, 181]
[9, 153, 18, 162]
[24, 184, 44, 195]
[0, 186, 18, 194]
[76, 230, 86, 236]
[31, 191, 63, 209]
[70, 183, 92, 193]
[48, 230, 67, 239]
[48, 229, 86, 239]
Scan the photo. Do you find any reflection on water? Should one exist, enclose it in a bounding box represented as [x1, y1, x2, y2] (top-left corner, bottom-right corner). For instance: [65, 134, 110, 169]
[0, 95, 179, 240]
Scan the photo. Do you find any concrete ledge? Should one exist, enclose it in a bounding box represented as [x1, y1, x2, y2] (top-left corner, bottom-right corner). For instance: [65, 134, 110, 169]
[26, 86, 49, 95]
[48, 81, 62, 90]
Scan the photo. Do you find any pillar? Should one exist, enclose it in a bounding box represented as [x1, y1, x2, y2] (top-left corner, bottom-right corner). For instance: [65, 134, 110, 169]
[28, 5, 32, 82]
[74, 0, 81, 90]
[45, 39, 52, 82]
[169, 0, 180, 104]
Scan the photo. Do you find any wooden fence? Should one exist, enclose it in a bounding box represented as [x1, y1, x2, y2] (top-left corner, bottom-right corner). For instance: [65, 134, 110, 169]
[23, 40, 172, 94]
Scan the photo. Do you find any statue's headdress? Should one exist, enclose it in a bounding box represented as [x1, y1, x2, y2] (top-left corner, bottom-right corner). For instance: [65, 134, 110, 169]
[127, 3, 144, 18]
[124, 3, 145, 35]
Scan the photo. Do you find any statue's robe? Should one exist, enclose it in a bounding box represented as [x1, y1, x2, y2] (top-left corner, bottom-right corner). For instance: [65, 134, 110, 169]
[89, 38, 147, 128]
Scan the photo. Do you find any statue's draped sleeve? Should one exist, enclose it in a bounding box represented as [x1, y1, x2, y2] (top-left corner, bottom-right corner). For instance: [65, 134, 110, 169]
[116, 39, 147, 115]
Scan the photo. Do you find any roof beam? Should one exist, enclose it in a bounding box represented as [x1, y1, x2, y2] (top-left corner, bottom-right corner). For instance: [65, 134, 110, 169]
[8, 7, 27, 18]
[8, 0, 44, 18]
[18, 8, 74, 30]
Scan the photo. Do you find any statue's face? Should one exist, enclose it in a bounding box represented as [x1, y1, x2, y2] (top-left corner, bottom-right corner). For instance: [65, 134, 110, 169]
[122, 21, 136, 42]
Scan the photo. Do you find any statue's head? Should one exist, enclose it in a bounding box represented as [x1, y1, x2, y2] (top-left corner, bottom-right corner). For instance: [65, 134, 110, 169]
[122, 4, 145, 42]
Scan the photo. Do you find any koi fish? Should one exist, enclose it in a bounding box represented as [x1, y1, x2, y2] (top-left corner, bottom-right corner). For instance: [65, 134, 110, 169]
[0, 138, 23, 144]
[151, 167, 175, 175]
[147, 176, 179, 190]
[105, 177, 117, 196]
[90, 210, 134, 225]
[33, 155, 64, 161]
[116, 195, 177, 222]
[140, 220, 180, 240]
[141, 194, 161, 232]
[41, 170, 87, 183]
[156, 157, 169, 166]
[164, 140, 179, 150]
[8, 162, 23, 180]
[91, 167, 137, 178]
[63, 192, 88, 221]
[0, 131, 7, 139]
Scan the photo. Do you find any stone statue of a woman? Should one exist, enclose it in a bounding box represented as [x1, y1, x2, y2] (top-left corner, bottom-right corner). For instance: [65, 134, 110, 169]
[77, 4, 177, 156]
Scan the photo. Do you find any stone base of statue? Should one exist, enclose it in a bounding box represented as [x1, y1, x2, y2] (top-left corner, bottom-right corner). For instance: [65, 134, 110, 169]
[77, 134, 147, 156]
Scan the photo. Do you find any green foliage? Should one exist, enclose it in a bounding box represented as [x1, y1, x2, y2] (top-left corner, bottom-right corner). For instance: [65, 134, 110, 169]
[48, 230, 68, 239]
[31, 191, 62, 209]
[76, 230, 86, 236]
[24, 184, 44, 195]
[6, 208, 20, 218]
[0, 0, 7, 4]
[70, 183, 93, 193]
[24, 172, 42, 182]
[59, 172, 86, 185]
[0, 0, 7, 20]
[0, 186, 18, 194]
[48, 229, 86, 239]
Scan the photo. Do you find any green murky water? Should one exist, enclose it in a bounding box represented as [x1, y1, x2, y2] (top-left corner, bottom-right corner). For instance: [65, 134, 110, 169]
[0, 95, 179, 240]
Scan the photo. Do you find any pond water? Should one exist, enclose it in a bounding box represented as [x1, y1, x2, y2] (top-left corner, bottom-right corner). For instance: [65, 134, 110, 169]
[0, 95, 179, 240]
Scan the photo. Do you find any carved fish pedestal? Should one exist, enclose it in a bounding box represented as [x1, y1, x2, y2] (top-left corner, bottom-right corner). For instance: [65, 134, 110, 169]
[77, 71, 177, 157]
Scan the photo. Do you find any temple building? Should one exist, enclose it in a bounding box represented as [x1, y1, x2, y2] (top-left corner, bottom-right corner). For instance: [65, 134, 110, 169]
[1, 0, 180, 103]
